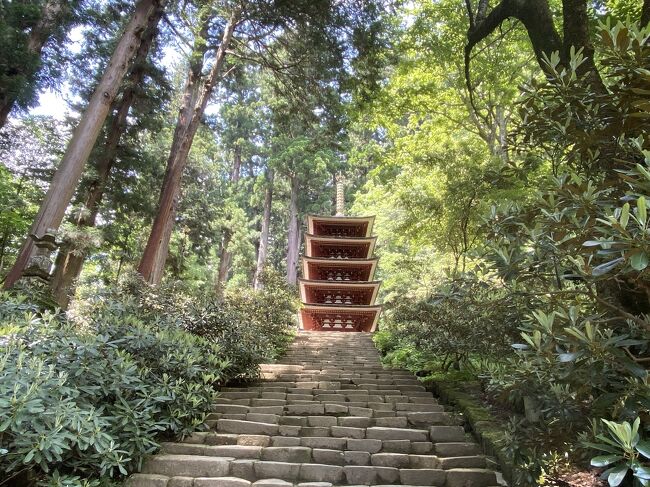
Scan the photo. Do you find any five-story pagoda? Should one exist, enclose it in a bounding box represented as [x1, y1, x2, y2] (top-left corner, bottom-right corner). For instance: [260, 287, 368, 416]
[298, 177, 382, 332]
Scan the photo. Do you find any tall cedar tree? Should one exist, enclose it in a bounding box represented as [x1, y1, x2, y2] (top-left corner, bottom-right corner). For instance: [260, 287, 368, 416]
[137, 0, 355, 285]
[254, 168, 274, 289]
[137, 7, 239, 285]
[3, 0, 166, 289]
[49, 5, 165, 307]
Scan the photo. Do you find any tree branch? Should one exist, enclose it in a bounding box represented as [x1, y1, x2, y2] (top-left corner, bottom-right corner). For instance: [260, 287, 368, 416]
[465, 0, 563, 88]
[587, 286, 650, 331]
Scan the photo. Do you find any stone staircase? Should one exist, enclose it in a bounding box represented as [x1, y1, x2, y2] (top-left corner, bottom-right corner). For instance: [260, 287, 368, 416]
[127, 332, 501, 487]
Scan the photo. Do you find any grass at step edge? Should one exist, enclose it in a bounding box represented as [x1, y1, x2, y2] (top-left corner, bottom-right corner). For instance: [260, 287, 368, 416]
[421, 377, 514, 484]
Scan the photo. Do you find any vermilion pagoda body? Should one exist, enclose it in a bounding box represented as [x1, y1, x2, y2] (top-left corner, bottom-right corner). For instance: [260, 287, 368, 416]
[298, 215, 382, 332]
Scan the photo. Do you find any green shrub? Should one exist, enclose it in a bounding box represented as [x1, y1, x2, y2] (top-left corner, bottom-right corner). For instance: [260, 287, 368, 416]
[476, 20, 650, 484]
[487, 308, 648, 423]
[0, 292, 226, 486]
[182, 270, 298, 380]
[380, 276, 521, 372]
[225, 269, 298, 355]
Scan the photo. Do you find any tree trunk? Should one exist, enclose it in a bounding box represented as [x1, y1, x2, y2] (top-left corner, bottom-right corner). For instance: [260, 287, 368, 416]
[216, 231, 233, 293]
[495, 105, 509, 163]
[49, 7, 163, 307]
[3, 0, 164, 289]
[254, 169, 274, 289]
[0, 0, 69, 128]
[0, 101, 13, 132]
[137, 10, 239, 285]
[231, 145, 242, 184]
[286, 175, 300, 285]
[215, 145, 243, 294]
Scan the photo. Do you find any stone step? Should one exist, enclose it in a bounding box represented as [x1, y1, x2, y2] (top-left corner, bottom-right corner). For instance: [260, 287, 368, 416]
[218, 391, 430, 401]
[214, 419, 460, 441]
[138, 454, 497, 486]
[183, 432, 479, 459]
[159, 443, 487, 470]
[222, 381, 424, 391]
[258, 375, 417, 382]
[125, 333, 502, 487]
[215, 420, 438, 442]
[211, 401, 449, 419]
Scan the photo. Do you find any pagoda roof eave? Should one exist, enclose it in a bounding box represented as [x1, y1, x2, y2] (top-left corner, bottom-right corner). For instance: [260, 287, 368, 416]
[298, 279, 382, 305]
[298, 278, 382, 286]
[299, 304, 382, 332]
[304, 233, 377, 242]
[301, 256, 379, 264]
[306, 215, 376, 222]
[306, 215, 376, 237]
[301, 256, 379, 281]
[301, 303, 382, 311]
[304, 234, 377, 259]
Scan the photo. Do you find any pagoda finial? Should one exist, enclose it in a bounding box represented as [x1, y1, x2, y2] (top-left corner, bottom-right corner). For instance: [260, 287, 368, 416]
[335, 173, 345, 216]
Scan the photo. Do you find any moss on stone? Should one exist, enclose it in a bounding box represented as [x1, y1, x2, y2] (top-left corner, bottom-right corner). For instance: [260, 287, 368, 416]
[424, 375, 513, 484]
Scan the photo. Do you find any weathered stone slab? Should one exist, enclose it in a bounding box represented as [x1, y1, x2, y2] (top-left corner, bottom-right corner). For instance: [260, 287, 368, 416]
[217, 419, 278, 436]
[261, 446, 311, 463]
[346, 439, 382, 453]
[366, 427, 428, 442]
[382, 440, 411, 453]
[194, 477, 252, 487]
[343, 450, 370, 466]
[445, 468, 497, 487]
[408, 454, 440, 469]
[141, 455, 232, 478]
[312, 448, 345, 465]
[252, 480, 292, 487]
[338, 417, 372, 428]
[301, 437, 347, 450]
[237, 435, 271, 447]
[125, 474, 169, 487]
[371, 453, 410, 468]
[330, 426, 365, 439]
[429, 426, 465, 443]
[168, 477, 193, 487]
[438, 456, 487, 469]
[299, 464, 344, 483]
[434, 443, 481, 457]
[254, 461, 301, 481]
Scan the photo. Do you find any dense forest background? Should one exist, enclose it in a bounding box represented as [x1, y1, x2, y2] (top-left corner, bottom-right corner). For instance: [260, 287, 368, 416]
[1, 0, 650, 486]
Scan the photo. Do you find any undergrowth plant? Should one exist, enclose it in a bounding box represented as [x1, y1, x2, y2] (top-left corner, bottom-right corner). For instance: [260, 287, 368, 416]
[0, 268, 298, 486]
[588, 418, 650, 486]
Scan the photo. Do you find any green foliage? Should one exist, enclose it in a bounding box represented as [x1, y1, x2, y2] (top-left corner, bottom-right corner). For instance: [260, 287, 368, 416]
[0, 117, 67, 278]
[0, 268, 297, 485]
[360, 14, 650, 484]
[0, 290, 225, 485]
[588, 418, 650, 486]
[0, 0, 83, 113]
[380, 277, 522, 372]
[487, 308, 648, 425]
[182, 270, 298, 380]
